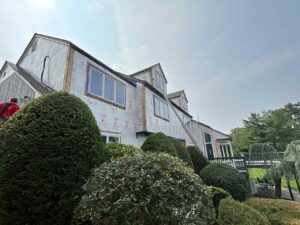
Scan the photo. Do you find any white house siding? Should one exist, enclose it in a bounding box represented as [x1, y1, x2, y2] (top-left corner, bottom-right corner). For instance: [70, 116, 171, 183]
[188, 120, 231, 157]
[18, 37, 69, 91]
[132, 70, 152, 83]
[69, 50, 144, 147]
[0, 65, 37, 104]
[144, 88, 193, 144]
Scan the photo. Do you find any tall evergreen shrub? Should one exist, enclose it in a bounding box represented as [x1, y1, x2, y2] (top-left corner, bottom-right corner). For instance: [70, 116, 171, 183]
[187, 146, 209, 174]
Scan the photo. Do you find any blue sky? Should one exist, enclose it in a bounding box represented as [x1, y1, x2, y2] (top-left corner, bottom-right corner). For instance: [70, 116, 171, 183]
[0, 0, 299, 133]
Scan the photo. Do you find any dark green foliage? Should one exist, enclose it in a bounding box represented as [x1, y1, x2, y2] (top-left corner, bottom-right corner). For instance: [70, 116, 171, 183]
[253, 189, 278, 199]
[200, 163, 250, 201]
[207, 186, 231, 214]
[187, 146, 209, 174]
[141, 132, 177, 156]
[219, 198, 270, 225]
[74, 153, 215, 225]
[169, 138, 193, 167]
[0, 92, 103, 225]
[103, 142, 142, 162]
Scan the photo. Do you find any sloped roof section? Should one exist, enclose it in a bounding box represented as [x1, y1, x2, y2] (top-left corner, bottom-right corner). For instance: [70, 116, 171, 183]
[130, 63, 168, 83]
[167, 90, 185, 99]
[6, 61, 52, 94]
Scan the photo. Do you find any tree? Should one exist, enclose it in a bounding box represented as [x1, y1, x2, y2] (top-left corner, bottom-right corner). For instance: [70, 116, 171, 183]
[230, 127, 253, 155]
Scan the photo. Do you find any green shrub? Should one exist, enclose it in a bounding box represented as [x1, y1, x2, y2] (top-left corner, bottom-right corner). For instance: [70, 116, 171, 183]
[103, 142, 142, 162]
[0, 92, 103, 225]
[169, 138, 193, 167]
[200, 163, 249, 201]
[74, 153, 215, 225]
[245, 198, 300, 225]
[207, 186, 231, 213]
[141, 132, 177, 156]
[253, 189, 278, 199]
[187, 146, 209, 174]
[219, 198, 270, 225]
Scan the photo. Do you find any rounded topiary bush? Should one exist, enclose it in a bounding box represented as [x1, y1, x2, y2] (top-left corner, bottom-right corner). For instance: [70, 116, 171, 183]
[200, 163, 249, 201]
[187, 146, 209, 174]
[74, 153, 215, 225]
[207, 186, 232, 214]
[0, 92, 103, 225]
[219, 198, 270, 225]
[103, 142, 142, 162]
[170, 138, 193, 167]
[141, 132, 177, 156]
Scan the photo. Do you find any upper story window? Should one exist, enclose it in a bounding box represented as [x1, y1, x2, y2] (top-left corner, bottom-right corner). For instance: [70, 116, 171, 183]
[204, 132, 214, 159]
[87, 65, 126, 107]
[154, 95, 169, 120]
[154, 70, 166, 94]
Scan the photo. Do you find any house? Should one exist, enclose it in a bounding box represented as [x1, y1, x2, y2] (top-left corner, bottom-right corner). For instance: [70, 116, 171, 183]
[0, 33, 233, 159]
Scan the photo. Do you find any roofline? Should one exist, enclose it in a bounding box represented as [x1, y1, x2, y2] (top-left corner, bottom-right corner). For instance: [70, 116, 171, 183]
[170, 101, 193, 118]
[167, 90, 188, 103]
[16, 33, 136, 87]
[130, 63, 168, 83]
[191, 119, 230, 138]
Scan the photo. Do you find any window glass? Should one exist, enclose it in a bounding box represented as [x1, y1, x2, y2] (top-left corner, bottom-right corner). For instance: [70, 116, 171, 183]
[109, 136, 119, 143]
[116, 81, 125, 106]
[104, 76, 114, 101]
[101, 135, 107, 143]
[154, 96, 168, 120]
[154, 97, 160, 115]
[89, 68, 103, 96]
[204, 132, 212, 143]
[154, 71, 165, 93]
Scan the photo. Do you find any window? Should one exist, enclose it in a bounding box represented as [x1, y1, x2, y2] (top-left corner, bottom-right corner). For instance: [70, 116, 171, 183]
[154, 70, 165, 94]
[101, 134, 120, 143]
[220, 144, 232, 158]
[153, 95, 169, 120]
[87, 66, 126, 107]
[181, 96, 188, 111]
[204, 132, 214, 159]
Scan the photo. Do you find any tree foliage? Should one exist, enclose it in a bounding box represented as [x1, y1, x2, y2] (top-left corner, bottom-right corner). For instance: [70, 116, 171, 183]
[74, 153, 215, 225]
[0, 92, 103, 225]
[103, 142, 142, 162]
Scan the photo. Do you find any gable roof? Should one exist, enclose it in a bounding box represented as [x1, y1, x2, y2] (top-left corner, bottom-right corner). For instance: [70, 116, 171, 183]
[191, 119, 230, 138]
[1, 61, 52, 94]
[167, 90, 188, 102]
[17, 33, 137, 87]
[130, 63, 168, 83]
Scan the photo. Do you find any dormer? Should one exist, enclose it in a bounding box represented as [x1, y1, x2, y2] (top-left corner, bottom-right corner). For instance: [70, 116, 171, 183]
[167, 90, 188, 112]
[130, 63, 167, 95]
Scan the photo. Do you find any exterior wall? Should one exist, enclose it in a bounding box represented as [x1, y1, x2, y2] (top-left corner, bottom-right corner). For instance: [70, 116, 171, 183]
[170, 97, 181, 107]
[187, 120, 231, 157]
[18, 37, 69, 91]
[132, 70, 152, 83]
[69, 50, 144, 147]
[144, 88, 193, 145]
[0, 65, 37, 105]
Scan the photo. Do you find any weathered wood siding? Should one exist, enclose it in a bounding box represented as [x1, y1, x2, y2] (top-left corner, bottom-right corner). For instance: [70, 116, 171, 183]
[18, 37, 69, 90]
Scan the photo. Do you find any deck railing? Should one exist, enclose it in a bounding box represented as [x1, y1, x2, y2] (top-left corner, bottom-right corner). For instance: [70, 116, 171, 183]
[209, 157, 248, 172]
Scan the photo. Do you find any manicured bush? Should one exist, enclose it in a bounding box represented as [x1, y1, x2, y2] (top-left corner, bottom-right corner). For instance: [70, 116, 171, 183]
[207, 186, 231, 213]
[103, 142, 142, 162]
[169, 138, 193, 167]
[0, 92, 103, 225]
[219, 198, 270, 225]
[187, 146, 209, 174]
[200, 163, 250, 201]
[74, 153, 215, 225]
[141, 132, 177, 156]
[245, 198, 300, 225]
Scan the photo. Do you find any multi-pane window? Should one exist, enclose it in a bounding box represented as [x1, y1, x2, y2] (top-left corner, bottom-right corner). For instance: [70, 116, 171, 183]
[154, 70, 165, 94]
[220, 144, 232, 158]
[154, 95, 169, 120]
[204, 132, 214, 159]
[101, 134, 120, 143]
[87, 66, 126, 107]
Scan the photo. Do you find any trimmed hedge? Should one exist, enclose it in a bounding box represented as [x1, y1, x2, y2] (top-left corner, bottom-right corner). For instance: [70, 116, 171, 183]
[103, 142, 142, 162]
[141, 132, 177, 156]
[207, 186, 231, 213]
[219, 198, 270, 225]
[187, 146, 209, 174]
[74, 153, 215, 225]
[170, 138, 193, 167]
[0, 92, 103, 225]
[200, 163, 249, 201]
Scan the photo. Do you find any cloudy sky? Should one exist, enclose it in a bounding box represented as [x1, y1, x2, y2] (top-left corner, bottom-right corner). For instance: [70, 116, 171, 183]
[1, 0, 299, 133]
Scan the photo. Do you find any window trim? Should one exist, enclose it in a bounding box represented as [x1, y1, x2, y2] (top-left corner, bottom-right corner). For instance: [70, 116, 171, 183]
[203, 131, 214, 159]
[153, 95, 169, 121]
[85, 63, 126, 109]
[101, 131, 121, 143]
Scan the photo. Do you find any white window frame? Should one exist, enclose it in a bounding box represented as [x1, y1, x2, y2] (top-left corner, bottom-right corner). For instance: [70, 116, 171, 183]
[203, 131, 215, 159]
[220, 144, 232, 158]
[154, 70, 166, 94]
[86, 65, 126, 108]
[153, 95, 169, 120]
[101, 132, 121, 144]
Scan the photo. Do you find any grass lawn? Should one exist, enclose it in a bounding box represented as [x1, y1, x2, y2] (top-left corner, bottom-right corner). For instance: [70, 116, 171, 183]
[246, 198, 300, 225]
[248, 168, 298, 191]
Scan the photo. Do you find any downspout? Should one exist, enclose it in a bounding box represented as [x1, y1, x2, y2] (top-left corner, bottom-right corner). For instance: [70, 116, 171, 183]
[40, 56, 52, 90]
